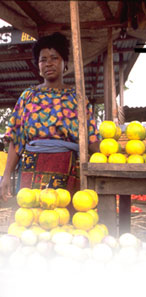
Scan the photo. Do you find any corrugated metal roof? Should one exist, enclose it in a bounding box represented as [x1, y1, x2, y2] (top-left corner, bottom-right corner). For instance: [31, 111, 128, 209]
[0, 0, 145, 121]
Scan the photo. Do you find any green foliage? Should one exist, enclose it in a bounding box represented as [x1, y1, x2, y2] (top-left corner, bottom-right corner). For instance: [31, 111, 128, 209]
[94, 103, 105, 124]
[0, 108, 12, 134]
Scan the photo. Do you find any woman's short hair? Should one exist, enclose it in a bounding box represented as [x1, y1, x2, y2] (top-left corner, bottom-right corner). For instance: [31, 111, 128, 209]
[33, 32, 70, 65]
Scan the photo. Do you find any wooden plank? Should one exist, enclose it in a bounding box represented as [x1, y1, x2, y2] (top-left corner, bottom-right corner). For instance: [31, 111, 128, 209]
[86, 176, 146, 195]
[70, 1, 88, 189]
[82, 163, 146, 176]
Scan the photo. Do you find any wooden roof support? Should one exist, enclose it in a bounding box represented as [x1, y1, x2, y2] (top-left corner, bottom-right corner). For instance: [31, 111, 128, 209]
[119, 53, 124, 107]
[103, 52, 109, 120]
[107, 28, 117, 121]
[70, 1, 88, 190]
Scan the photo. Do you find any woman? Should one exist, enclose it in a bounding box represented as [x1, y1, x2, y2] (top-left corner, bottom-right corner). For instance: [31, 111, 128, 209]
[0, 32, 99, 201]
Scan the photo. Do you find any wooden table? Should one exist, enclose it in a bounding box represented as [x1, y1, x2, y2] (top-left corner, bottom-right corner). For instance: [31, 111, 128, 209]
[82, 163, 146, 237]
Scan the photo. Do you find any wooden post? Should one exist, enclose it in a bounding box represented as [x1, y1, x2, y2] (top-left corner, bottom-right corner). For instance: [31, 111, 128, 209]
[70, 1, 88, 189]
[119, 53, 124, 107]
[103, 52, 109, 120]
[107, 28, 117, 121]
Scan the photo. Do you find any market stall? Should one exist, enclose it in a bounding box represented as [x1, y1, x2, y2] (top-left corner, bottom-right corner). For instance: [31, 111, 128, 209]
[0, 1, 146, 238]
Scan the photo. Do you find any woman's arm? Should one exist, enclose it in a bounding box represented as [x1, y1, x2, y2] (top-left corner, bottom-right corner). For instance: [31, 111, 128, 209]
[0, 141, 19, 201]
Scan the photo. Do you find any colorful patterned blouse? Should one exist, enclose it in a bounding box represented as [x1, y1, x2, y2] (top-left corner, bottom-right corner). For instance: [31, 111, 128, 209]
[5, 86, 98, 155]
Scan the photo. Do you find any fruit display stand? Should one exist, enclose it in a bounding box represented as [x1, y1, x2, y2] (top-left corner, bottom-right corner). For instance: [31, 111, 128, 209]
[82, 163, 146, 236]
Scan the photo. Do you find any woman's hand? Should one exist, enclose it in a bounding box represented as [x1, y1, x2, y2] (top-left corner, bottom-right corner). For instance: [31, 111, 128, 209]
[0, 175, 12, 201]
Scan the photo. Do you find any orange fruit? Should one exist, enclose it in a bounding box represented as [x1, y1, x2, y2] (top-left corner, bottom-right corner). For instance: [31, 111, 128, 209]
[39, 188, 59, 209]
[99, 121, 116, 138]
[127, 154, 144, 164]
[84, 189, 98, 208]
[72, 212, 94, 231]
[15, 208, 34, 227]
[125, 140, 145, 155]
[72, 190, 94, 211]
[39, 209, 59, 230]
[125, 121, 146, 140]
[108, 153, 127, 163]
[17, 188, 36, 208]
[89, 152, 107, 163]
[56, 188, 71, 207]
[54, 208, 70, 225]
[100, 138, 119, 156]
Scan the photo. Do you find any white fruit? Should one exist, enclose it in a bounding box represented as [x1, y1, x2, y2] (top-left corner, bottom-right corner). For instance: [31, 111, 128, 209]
[20, 230, 38, 246]
[52, 232, 73, 245]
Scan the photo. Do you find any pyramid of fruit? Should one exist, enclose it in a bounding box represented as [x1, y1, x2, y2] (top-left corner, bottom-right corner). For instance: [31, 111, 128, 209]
[7, 187, 108, 250]
[0, 187, 145, 271]
[90, 120, 146, 164]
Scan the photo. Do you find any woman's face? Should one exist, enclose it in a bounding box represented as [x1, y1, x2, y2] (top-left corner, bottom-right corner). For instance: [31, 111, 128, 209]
[38, 48, 65, 83]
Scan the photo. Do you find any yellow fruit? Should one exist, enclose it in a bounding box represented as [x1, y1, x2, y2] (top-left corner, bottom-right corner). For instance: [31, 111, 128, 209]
[100, 138, 119, 156]
[71, 229, 89, 238]
[8, 222, 26, 237]
[72, 212, 94, 231]
[127, 154, 144, 164]
[95, 223, 109, 236]
[50, 227, 64, 238]
[125, 140, 145, 155]
[54, 208, 70, 225]
[88, 226, 105, 246]
[72, 190, 94, 211]
[56, 188, 71, 207]
[114, 126, 122, 140]
[99, 121, 116, 138]
[29, 224, 45, 235]
[142, 153, 146, 162]
[0, 152, 7, 176]
[62, 224, 74, 233]
[84, 189, 98, 208]
[108, 153, 127, 163]
[31, 208, 43, 224]
[89, 152, 107, 163]
[126, 121, 146, 140]
[87, 209, 99, 226]
[17, 188, 36, 208]
[15, 208, 34, 227]
[39, 188, 59, 209]
[39, 210, 59, 230]
[32, 189, 41, 207]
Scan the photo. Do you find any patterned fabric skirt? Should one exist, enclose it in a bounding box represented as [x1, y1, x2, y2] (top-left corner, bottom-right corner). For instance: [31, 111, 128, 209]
[18, 150, 80, 197]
